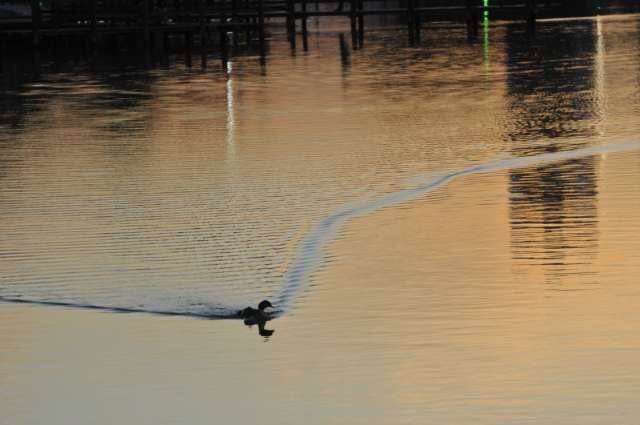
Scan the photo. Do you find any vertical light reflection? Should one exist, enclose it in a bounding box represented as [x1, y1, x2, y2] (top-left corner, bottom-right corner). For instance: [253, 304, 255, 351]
[594, 15, 606, 136]
[225, 61, 236, 162]
[483, 11, 490, 69]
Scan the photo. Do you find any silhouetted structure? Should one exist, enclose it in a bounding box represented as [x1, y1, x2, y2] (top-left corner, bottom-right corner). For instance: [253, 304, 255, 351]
[504, 19, 601, 281]
[0, 0, 606, 64]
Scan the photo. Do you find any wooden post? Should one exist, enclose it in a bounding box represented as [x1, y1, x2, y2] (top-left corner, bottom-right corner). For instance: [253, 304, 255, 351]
[414, 2, 421, 45]
[350, 0, 357, 49]
[258, 0, 266, 59]
[339, 33, 350, 69]
[244, 0, 253, 45]
[163, 31, 170, 52]
[287, 0, 296, 49]
[31, 0, 41, 47]
[357, 0, 364, 47]
[52, 0, 61, 28]
[466, 0, 472, 37]
[32, 49, 41, 78]
[143, 0, 151, 45]
[90, 0, 98, 45]
[220, 30, 229, 66]
[286, 0, 292, 40]
[232, 0, 240, 48]
[526, 0, 536, 29]
[0, 36, 6, 71]
[302, 0, 308, 51]
[407, 0, 415, 46]
[110, 34, 118, 56]
[143, 43, 152, 69]
[220, 0, 230, 62]
[185, 31, 193, 67]
[200, 0, 207, 68]
[466, 0, 478, 38]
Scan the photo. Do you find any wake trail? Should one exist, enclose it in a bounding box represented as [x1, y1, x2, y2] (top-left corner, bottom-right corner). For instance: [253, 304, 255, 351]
[0, 296, 238, 319]
[2, 141, 639, 319]
[275, 140, 640, 311]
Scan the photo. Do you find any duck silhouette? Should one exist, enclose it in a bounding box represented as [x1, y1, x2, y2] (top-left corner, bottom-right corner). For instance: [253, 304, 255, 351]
[238, 300, 276, 337]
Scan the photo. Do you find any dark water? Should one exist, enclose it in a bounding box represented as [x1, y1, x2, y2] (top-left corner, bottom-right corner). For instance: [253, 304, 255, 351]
[2, 15, 640, 425]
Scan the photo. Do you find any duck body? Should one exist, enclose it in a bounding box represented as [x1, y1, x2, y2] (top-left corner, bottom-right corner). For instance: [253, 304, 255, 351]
[237, 306, 259, 318]
[237, 300, 274, 324]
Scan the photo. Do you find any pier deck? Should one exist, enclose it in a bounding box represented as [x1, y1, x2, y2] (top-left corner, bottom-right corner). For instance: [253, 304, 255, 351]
[0, 1, 578, 64]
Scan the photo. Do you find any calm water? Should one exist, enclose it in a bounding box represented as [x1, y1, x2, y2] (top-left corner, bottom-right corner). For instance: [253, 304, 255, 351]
[2, 14, 640, 425]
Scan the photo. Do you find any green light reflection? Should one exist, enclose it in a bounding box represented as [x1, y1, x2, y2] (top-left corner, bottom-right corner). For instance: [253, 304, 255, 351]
[483, 13, 490, 67]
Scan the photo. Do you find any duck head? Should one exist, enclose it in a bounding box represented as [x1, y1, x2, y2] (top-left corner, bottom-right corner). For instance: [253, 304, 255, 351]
[258, 300, 273, 311]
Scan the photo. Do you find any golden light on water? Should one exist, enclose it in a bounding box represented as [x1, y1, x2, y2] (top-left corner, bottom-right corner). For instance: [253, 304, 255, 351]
[2, 13, 640, 425]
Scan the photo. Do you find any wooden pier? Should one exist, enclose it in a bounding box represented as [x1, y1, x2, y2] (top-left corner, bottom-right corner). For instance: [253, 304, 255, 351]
[0, 1, 580, 65]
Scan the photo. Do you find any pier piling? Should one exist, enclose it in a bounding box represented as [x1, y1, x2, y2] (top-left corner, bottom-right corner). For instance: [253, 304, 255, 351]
[1, 0, 559, 72]
[185, 32, 193, 67]
[143, 0, 151, 46]
[302, 0, 309, 51]
[357, 0, 364, 47]
[220, 30, 229, 66]
[90, 0, 97, 45]
[287, 0, 297, 49]
[199, 0, 207, 68]
[30, 0, 41, 47]
[466, 0, 479, 38]
[408, 0, 416, 45]
[339, 33, 350, 68]
[258, 0, 267, 59]
[350, 0, 358, 49]
[526, 0, 537, 29]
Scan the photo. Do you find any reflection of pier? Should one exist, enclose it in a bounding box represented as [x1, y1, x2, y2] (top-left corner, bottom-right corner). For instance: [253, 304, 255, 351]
[0, 1, 565, 64]
[508, 157, 600, 280]
[1, 0, 268, 66]
[504, 19, 601, 280]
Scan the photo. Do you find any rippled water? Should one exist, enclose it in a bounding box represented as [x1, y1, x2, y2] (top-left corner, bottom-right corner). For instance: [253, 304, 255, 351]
[2, 14, 640, 425]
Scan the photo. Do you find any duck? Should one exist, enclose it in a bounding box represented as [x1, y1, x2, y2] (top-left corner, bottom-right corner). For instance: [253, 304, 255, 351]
[237, 299, 274, 324]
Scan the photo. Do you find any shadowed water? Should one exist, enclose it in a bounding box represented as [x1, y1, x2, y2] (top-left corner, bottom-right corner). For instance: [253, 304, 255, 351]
[2, 14, 640, 425]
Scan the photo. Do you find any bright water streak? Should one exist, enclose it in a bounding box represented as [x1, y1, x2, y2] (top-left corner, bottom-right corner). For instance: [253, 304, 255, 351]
[276, 140, 640, 311]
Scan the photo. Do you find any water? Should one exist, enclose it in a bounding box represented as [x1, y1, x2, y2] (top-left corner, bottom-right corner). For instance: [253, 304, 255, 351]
[2, 15, 640, 425]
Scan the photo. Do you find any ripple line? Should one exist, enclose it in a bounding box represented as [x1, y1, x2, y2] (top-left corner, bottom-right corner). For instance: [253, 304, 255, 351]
[275, 141, 640, 311]
[2, 141, 639, 319]
[0, 296, 237, 319]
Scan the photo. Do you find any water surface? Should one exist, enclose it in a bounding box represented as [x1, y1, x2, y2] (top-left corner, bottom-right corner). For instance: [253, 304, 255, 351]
[2, 14, 640, 425]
